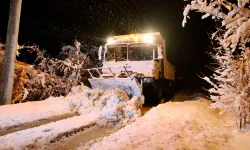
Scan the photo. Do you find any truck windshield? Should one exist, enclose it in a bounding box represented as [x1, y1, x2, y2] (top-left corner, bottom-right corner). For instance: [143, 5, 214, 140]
[128, 44, 154, 61]
[106, 46, 127, 61]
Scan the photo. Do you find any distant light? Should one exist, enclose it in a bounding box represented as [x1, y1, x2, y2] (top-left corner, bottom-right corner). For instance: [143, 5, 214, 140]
[143, 34, 153, 43]
[107, 38, 114, 44]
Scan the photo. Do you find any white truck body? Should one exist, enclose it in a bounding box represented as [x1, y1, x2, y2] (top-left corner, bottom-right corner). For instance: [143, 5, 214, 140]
[87, 32, 175, 102]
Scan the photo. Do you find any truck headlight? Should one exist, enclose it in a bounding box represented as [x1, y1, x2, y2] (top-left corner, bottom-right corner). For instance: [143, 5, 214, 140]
[143, 34, 153, 43]
[107, 38, 114, 44]
[143, 77, 153, 83]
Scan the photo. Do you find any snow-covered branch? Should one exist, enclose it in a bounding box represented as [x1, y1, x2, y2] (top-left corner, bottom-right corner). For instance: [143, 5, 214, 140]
[183, 0, 250, 129]
[0, 41, 101, 104]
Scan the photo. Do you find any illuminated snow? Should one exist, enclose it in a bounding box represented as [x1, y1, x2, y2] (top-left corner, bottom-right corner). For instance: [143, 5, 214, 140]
[0, 85, 144, 149]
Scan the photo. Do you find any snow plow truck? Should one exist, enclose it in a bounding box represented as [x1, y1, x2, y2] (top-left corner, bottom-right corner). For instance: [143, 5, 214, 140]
[86, 32, 175, 104]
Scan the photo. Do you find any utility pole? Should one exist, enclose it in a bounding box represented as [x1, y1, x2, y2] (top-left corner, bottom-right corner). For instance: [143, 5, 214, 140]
[0, 0, 22, 105]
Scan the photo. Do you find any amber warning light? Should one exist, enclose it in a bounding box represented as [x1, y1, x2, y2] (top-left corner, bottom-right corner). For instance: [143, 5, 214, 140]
[107, 33, 159, 45]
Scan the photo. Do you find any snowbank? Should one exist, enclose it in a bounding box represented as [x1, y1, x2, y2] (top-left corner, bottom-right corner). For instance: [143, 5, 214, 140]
[0, 114, 99, 150]
[81, 100, 235, 150]
[68, 85, 144, 125]
[0, 97, 71, 130]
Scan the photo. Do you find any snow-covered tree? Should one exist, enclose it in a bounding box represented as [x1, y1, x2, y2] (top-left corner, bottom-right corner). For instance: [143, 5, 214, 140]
[35, 40, 101, 86]
[183, 0, 250, 129]
[26, 40, 102, 101]
[0, 43, 4, 79]
[0, 41, 101, 103]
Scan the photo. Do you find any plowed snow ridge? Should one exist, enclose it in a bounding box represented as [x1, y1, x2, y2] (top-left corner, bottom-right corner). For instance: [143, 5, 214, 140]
[0, 97, 71, 130]
[0, 114, 99, 150]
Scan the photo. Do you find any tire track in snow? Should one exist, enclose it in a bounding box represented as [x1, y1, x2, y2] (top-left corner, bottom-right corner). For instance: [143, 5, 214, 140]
[0, 113, 76, 136]
[0, 114, 99, 150]
[49, 126, 116, 150]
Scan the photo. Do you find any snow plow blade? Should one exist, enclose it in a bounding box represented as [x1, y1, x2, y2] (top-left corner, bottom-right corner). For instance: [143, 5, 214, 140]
[88, 78, 141, 97]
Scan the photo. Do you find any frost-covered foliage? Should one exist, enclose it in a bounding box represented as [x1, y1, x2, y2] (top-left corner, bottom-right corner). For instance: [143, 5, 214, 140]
[201, 49, 250, 129]
[23, 66, 75, 102]
[183, 0, 250, 129]
[0, 43, 34, 103]
[0, 41, 101, 103]
[34, 40, 101, 87]
[23, 41, 101, 101]
[27, 41, 101, 101]
[0, 43, 4, 81]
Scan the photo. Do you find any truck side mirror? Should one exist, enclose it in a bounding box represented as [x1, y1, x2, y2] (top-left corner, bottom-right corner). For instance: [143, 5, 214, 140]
[157, 45, 163, 59]
[154, 48, 158, 59]
[98, 46, 103, 60]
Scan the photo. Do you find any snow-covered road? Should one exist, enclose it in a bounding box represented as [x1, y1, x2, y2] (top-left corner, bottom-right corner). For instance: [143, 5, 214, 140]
[0, 114, 99, 150]
[0, 85, 144, 150]
[0, 97, 72, 130]
[2, 88, 250, 150]
[79, 99, 250, 150]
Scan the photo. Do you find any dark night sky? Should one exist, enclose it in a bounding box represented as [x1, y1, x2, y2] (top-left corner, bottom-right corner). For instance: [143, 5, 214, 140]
[0, 0, 215, 90]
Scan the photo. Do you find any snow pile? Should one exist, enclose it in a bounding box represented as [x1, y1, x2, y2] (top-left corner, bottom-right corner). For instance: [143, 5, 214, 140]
[0, 97, 71, 130]
[80, 100, 235, 150]
[66, 85, 144, 125]
[0, 114, 99, 150]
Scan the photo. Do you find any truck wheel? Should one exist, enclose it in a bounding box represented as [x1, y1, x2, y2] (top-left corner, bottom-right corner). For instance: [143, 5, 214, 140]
[142, 85, 163, 105]
[155, 87, 163, 104]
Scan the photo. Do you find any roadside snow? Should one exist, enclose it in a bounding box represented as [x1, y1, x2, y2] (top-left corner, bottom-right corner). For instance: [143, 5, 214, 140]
[0, 85, 144, 149]
[0, 85, 144, 130]
[80, 100, 236, 150]
[0, 97, 71, 130]
[0, 114, 99, 150]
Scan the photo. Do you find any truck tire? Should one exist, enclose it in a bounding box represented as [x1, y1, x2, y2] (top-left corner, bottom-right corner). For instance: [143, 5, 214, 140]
[155, 86, 164, 104]
[142, 85, 164, 105]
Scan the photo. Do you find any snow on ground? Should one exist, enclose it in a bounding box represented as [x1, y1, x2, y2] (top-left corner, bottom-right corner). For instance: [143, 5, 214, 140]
[0, 85, 144, 149]
[0, 114, 99, 150]
[0, 85, 143, 130]
[66, 85, 144, 125]
[80, 99, 250, 150]
[0, 97, 71, 130]
[231, 126, 250, 150]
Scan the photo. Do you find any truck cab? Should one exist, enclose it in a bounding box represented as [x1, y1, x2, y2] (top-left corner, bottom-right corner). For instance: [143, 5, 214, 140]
[96, 32, 175, 104]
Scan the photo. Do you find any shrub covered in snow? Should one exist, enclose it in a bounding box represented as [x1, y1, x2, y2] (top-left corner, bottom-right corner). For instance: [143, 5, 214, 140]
[34, 40, 101, 86]
[183, 0, 250, 129]
[0, 41, 101, 103]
